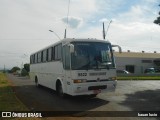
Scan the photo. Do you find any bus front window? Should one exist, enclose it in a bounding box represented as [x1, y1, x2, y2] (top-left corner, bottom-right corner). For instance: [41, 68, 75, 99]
[71, 42, 115, 70]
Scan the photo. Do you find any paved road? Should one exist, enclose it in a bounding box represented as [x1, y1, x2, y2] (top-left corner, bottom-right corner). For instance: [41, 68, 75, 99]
[7, 74, 160, 120]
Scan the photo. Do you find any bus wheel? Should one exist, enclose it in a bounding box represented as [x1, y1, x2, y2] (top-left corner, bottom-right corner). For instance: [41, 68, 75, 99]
[90, 94, 97, 98]
[56, 82, 65, 97]
[35, 77, 39, 87]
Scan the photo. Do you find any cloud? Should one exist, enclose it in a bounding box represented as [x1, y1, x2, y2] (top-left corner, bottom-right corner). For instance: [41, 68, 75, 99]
[70, 0, 97, 15]
[99, 18, 109, 23]
[61, 16, 83, 28]
[117, 5, 145, 23]
[0, 0, 160, 68]
[117, 2, 158, 23]
[106, 21, 160, 52]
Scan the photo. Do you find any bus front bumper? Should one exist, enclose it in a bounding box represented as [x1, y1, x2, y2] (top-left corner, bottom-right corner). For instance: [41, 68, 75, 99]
[71, 80, 117, 96]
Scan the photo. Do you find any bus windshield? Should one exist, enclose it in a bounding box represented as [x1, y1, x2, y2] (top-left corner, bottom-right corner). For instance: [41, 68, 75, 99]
[71, 42, 115, 70]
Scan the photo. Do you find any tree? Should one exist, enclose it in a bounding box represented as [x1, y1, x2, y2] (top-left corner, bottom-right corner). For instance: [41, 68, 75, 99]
[21, 63, 30, 76]
[24, 64, 30, 72]
[154, 5, 160, 25]
[10, 66, 20, 73]
[21, 68, 28, 76]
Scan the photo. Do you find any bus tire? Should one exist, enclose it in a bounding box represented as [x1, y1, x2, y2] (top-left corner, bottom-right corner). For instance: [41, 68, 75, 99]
[90, 94, 97, 98]
[35, 76, 39, 87]
[56, 81, 65, 98]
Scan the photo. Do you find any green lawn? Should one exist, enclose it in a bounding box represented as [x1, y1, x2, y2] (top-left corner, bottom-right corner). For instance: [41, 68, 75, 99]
[0, 73, 28, 111]
[117, 76, 160, 80]
[0, 73, 42, 120]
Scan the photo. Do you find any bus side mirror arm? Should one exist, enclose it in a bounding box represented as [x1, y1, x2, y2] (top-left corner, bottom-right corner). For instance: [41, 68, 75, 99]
[112, 45, 122, 53]
[69, 44, 75, 53]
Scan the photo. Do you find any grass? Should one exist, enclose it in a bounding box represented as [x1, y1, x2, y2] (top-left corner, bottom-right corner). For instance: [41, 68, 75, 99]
[0, 72, 42, 120]
[117, 76, 160, 80]
[0, 72, 28, 111]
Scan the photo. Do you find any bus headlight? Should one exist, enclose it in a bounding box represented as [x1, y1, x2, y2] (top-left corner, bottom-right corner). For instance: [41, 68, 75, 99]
[73, 79, 87, 83]
[109, 77, 117, 80]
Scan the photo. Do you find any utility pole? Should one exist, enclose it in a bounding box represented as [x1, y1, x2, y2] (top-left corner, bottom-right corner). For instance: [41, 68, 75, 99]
[102, 20, 112, 40]
[3, 64, 5, 73]
[49, 30, 61, 40]
[103, 22, 106, 39]
[105, 20, 112, 38]
[64, 29, 67, 38]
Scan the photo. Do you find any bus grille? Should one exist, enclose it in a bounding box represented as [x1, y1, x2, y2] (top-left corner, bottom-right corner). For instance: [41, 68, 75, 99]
[86, 79, 109, 82]
[88, 85, 107, 90]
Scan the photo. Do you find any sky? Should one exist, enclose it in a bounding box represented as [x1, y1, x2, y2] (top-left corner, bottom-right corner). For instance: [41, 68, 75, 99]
[0, 0, 160, 69]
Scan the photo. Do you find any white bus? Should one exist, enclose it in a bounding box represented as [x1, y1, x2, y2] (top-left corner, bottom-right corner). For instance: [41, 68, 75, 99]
[30, 38, 121, 97]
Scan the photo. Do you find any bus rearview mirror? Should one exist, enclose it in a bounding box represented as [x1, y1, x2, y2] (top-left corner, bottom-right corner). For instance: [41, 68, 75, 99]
[69, 44, 75, 53]
[112, 45, 122, 53]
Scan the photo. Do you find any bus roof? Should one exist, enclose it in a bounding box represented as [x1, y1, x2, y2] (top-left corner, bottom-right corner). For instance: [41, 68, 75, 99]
[30, 38, 111, 55]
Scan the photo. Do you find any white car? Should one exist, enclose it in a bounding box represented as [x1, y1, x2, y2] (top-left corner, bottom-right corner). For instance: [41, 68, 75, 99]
[116, 70, 130, 74]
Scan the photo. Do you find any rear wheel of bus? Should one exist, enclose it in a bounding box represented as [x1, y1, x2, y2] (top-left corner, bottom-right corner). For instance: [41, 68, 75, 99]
[35, 76, 40, 87]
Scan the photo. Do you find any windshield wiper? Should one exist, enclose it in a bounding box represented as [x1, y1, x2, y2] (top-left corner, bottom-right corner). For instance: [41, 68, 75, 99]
[75, 62, 90, 70]
[104, 62, 112, 70]
[97, 62, 112, 70]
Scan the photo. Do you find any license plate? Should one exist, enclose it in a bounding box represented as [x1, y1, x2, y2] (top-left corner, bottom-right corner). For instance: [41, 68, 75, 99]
[93, 90, 101, 94]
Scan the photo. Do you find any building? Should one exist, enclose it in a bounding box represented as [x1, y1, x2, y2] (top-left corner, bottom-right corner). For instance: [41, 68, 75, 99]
[114, 51, 160, 74]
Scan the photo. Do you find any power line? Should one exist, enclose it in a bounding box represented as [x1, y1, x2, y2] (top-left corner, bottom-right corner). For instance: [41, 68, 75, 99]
[120, 45, 160, 50]
[66, 0, 71, 29]
[0, 38, 53, 41]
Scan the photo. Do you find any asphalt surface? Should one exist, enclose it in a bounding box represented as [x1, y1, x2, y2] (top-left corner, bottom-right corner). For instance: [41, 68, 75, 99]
[7, 74, 160, 120]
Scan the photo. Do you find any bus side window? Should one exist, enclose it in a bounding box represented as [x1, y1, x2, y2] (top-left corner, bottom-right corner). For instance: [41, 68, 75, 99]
[33, 54, 35, 63]
[42, 50, 47, 62]
[46, 49, 48, 61]
[41, 51, 43, 62]
[48, 47, 52, 61]
[35, 54, 37, 63]
[30, 55, 33, 64]
[38, 52, 41, 63]
[52, 47, 55, 60]
[55, 44, 62, 60]
[63, 45, 70, 69]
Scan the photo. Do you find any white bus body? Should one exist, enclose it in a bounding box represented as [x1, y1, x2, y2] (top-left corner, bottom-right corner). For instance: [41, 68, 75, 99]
[30, 38, 119, 96]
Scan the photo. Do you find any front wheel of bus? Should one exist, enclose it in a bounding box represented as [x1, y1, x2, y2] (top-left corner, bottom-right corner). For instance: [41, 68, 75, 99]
[90, 94, 97, 98]
[57, 82, 65, 98]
